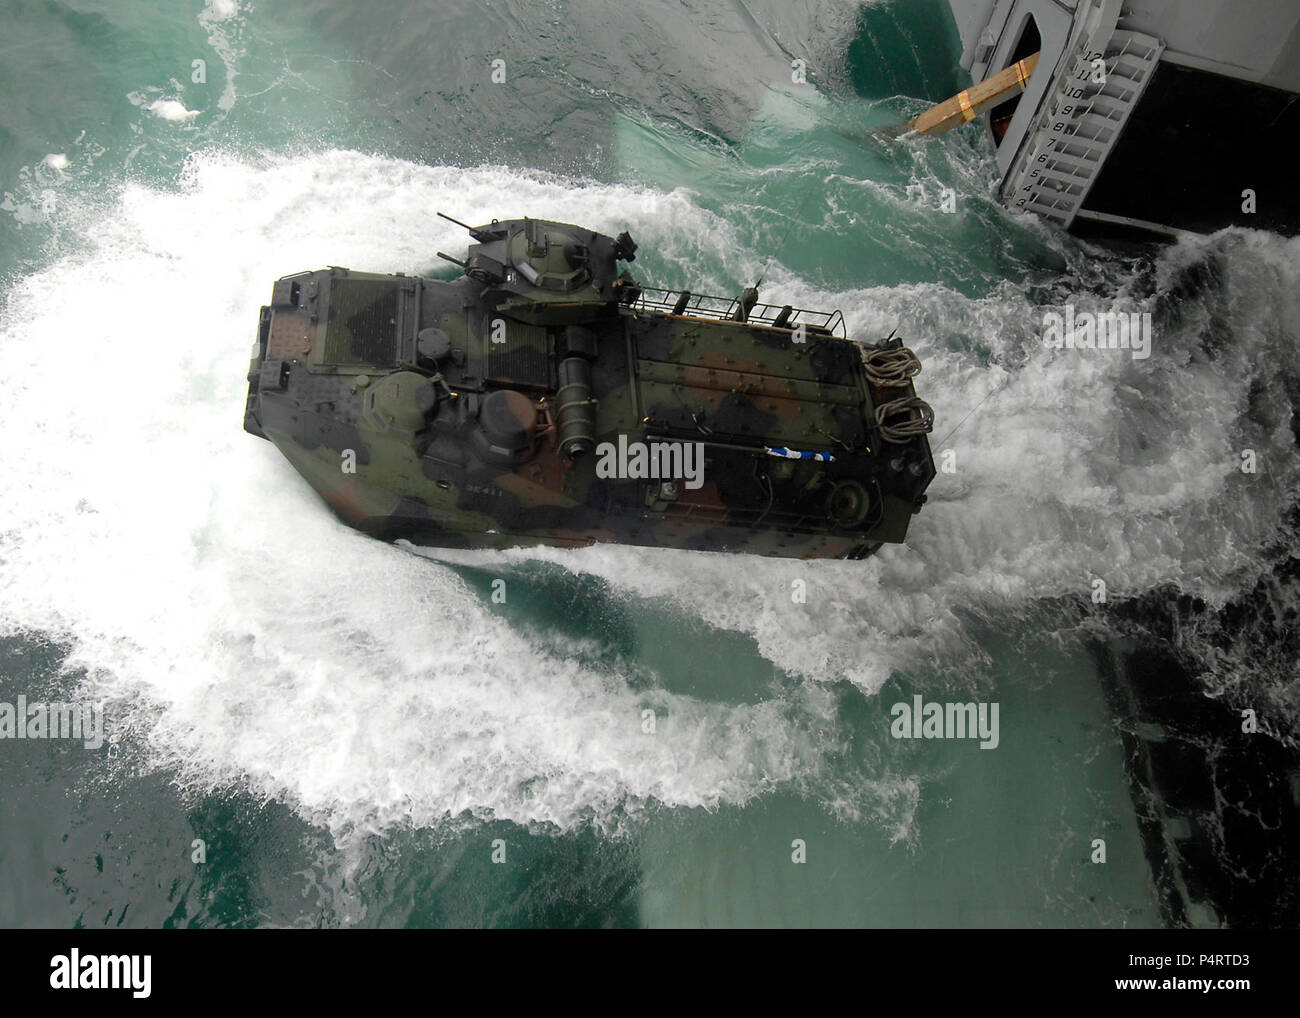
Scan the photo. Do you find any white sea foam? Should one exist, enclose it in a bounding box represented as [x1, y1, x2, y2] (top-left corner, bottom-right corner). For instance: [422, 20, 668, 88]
[0, 152, 845, 840]
[1, 150, 1295, 841]
[147, 99, 201, 122]
[198, 0, 245, 112]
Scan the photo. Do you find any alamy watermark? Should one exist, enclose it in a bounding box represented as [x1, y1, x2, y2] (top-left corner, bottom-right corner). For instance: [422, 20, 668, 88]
[594, 436, 705, 490]
[890, 694, 1000, 749]
[1043, 304, 1152, 360]
[50, 950, 150, 998]
[0, 696, 104, 749]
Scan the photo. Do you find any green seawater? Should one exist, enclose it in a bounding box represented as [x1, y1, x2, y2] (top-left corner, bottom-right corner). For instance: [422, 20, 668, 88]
[2, 0, 1297, 928]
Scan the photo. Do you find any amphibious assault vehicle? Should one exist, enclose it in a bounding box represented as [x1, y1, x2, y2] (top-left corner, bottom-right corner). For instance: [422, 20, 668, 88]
[243, 216, 935, 559]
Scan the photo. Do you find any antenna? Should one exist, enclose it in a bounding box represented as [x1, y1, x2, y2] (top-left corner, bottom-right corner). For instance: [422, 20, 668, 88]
[755, 182, 818, 289]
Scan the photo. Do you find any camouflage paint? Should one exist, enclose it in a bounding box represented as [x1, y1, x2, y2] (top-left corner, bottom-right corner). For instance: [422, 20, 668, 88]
[244, 217, 935, 560]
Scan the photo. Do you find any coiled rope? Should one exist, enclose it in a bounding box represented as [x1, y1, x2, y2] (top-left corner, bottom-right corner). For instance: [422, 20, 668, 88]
[861, 345, 922, 387]
[875, 395, 935, 443]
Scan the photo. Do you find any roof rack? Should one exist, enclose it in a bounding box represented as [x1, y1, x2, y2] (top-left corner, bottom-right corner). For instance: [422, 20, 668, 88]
[629, 285, 845, 338]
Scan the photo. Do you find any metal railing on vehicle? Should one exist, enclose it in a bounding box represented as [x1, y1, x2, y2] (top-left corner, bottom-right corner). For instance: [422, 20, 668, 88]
[629, 286, 845, 338]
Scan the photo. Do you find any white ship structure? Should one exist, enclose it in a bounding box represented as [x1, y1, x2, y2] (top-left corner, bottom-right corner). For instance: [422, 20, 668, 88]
[944, 0, 1300, 238]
